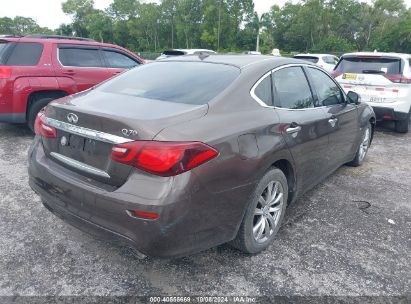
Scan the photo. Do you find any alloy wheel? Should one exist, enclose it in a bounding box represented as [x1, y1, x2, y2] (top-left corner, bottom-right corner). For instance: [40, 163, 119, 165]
[359, 127, 370, 162]
[253, 181, 284, 244]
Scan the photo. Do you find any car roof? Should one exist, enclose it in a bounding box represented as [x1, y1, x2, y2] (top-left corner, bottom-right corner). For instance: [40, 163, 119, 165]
[0, 36, 141, 60]
[294, 53, 337, 57]
[342, 52, 411, 59]
[160, 54, 311, 70]
[0, 37, 128, 50]
[166, 49, 216, 54]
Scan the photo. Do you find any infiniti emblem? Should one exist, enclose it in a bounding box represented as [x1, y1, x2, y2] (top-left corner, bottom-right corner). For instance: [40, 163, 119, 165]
[67, 113, 79, 124]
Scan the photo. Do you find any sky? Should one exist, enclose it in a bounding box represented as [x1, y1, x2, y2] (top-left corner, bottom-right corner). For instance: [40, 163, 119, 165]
[0, 0, 410, 30]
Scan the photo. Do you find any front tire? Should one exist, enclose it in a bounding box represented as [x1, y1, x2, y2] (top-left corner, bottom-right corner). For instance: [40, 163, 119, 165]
[231, 167, 288, 254]
[348, 122, 372, 167]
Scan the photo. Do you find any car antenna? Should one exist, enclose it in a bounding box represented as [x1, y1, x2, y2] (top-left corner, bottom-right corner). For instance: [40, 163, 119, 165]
[198, 52, 210, 60]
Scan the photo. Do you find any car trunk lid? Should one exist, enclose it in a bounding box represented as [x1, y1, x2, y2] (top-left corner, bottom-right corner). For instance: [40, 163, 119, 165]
[334, 55, 409, 103]
[41, 90, 208, 187]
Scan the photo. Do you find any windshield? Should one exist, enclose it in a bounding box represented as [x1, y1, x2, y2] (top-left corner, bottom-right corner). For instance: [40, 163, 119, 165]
[294, 56, 319, 63]
[335, 56, 402, 74]
[98, 62, 240, 105]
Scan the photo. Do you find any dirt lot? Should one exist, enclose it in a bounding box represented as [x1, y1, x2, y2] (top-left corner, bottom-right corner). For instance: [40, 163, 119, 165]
[0, 121, 410, 298]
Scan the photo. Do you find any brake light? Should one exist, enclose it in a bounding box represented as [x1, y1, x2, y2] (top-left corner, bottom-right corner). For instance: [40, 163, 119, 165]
[112, 141, 219, 176]
[383, 74, 411, 84]
[128, 210, 159, 220]
[34, 111, 57, 138]
[0, 66, 11, 79]
[330, 71, 342, 78]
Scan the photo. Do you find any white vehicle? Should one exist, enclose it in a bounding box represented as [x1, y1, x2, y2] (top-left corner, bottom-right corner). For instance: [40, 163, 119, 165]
[332, 52, 411, 133]
[156, 49, 216, 60]
[293, 54, 339, 72]
[243, 51, 262, 55]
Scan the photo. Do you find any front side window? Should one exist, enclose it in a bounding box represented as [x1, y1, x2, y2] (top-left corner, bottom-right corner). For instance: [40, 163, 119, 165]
[6, 42, 43, 66]
[103, 50, 139, 69]
[308, 67, 343, 106]
[98, 62, 240, 105]
[272, 67, 314, 109]
[59, 47, 104, 68]
[253, 74, 273, 106]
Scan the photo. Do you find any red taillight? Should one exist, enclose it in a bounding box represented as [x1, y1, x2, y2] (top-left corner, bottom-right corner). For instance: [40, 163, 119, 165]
[0, 66, 12, 79]
[128, 210, 159, 220]
[112, 141, 219, 177]
[34, 111, 57, 138]
[330, 71, 342, 78]
[383, 74, 411, 84]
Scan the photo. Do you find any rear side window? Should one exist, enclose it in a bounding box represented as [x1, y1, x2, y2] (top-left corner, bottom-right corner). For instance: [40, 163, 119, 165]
[98, 62, 240, 105]
[335, 57, 402, 74]
[103, 50, 139, 69]
[323, 56, 338, 65]
[0, 42, 10, 64]
[272, 67, 314, 109]
[6, 42, 43, 66]
[253, 74, 273, 106]
[59, 47, 104, 68]
[308, 67, 344, 106]
[294, 56, 319, 64]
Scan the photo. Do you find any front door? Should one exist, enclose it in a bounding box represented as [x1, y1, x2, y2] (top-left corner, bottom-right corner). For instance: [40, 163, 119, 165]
[306, 66, 358, 169]
[272, 66, 330, 192]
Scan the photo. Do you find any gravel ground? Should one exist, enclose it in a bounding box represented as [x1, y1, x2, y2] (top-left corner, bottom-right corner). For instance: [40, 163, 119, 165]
[0, 121, 410, 299]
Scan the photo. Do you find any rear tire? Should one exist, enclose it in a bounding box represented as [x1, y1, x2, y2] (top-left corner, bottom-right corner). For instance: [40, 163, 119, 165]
[231, 167, 288, 254]
[395, 111, 410, 133]
[27, 98, 54, 132]
[348, 122, 372, 167]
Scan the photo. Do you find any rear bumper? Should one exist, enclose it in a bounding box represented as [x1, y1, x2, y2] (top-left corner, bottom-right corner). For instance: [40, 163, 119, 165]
[0, 113, 26, 123]
[28, 138, 250, 258]
[371, 107, 410, 121]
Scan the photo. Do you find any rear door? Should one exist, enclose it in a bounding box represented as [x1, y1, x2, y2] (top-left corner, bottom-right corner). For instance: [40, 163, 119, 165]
[306, 66, 358, 168]
[271, 65, 330, 191]
[53, 44, 111, 92]
[101, 47, 141, 78]
[334, 55, 407, 105]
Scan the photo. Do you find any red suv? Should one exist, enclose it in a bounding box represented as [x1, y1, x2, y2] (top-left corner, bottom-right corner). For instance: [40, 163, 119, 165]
[0, 35, 144, 130]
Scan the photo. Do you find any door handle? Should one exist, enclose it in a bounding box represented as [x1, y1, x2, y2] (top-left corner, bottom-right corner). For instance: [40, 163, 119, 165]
[328, 118, 338, 127]
[286, 125, 302, 134]
[62, 70, 75, 75]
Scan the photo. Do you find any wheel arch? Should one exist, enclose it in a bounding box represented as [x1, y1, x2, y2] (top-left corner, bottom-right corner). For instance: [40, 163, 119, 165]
[26, 90, 68, 119]
[271, 158, 297, 205]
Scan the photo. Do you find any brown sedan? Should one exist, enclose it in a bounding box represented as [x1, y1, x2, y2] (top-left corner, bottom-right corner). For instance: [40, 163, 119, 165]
[28, 55, 375, 258]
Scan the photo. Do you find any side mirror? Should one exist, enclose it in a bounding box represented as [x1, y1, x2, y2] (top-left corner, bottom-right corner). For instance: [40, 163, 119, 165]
[347, 91, 361, 105]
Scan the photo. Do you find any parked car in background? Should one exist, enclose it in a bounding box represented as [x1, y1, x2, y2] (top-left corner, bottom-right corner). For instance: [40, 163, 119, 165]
[0, 34, 144, 130]
[243, 51, 262, 55]
[29, 55, 375, 258]
[332, 52, 411, 133]
[293, 54, 339, 72]
[156, 49, 216, 60]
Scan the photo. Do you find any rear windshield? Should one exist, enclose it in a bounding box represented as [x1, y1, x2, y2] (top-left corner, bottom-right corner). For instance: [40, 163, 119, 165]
[294, 56, 319, 63]
[99, 62, 240, 105]
[163, 50, 186, 56]
[335, 56, 402, 74]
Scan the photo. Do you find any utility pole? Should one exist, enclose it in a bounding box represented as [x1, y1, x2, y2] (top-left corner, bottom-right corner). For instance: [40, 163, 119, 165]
[217, 0, 221, 50]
